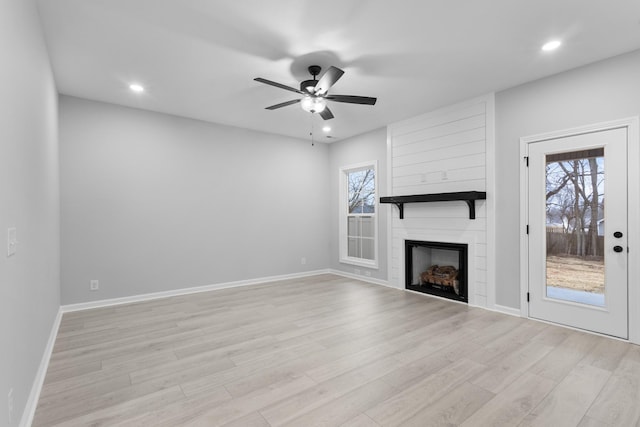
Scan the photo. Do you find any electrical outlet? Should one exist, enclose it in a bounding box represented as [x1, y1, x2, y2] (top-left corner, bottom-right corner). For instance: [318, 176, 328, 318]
[301, 257, 306, 265]
[7, 227, 17, 257]
[90, 280, 99, 291]
[354, 269, 360, 275]
[365, 271, 371, 277]
[8, 388, 13, 425]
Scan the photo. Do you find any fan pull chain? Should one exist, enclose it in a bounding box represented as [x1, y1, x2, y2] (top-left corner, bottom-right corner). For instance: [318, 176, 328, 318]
[310, 113, 315, 146]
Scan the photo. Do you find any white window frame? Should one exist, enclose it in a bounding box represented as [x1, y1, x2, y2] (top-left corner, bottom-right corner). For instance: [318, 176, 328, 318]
[339, 161, 379, 269]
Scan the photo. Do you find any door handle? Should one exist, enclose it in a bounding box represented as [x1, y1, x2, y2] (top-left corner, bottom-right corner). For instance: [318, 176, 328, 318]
[613, 245, 624, 253]
[614, 231, 623, 238]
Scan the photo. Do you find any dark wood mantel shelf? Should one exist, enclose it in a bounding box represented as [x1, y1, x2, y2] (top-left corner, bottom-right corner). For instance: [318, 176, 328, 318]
[380, 191, 486, 219]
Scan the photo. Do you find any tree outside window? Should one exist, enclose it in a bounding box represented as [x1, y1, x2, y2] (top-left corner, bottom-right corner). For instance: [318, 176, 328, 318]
[348, 168, 375, 214]
[345, 167, 376, 262]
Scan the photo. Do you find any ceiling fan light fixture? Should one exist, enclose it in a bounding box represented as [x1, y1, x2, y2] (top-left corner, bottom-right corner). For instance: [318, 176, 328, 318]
[300, 96, 326, 113]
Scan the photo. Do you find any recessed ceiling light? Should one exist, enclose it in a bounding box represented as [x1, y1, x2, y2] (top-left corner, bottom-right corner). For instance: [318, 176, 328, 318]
[129, 83, 144, 93]
[322, 126, 331, 132]
[541, 40, 562, 52]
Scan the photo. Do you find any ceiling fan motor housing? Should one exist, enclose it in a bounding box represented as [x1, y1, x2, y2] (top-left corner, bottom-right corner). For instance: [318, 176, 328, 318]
[301, 65, 322, 93]
[300, 79, 318, 93]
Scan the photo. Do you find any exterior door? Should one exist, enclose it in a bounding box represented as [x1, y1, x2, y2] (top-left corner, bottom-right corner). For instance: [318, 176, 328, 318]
[527, 127, 628, 339]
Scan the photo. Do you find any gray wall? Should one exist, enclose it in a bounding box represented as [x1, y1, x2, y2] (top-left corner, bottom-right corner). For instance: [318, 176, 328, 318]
[60, 96, 330, 304]
[495, 49, 640, 308]
[0, 0, 60, 424]
[328, 127, 388, 281]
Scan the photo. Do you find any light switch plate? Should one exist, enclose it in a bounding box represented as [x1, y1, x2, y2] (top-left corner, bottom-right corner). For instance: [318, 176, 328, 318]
[7, 227, 17, 257]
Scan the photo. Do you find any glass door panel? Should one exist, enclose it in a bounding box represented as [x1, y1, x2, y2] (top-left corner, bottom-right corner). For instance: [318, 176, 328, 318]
[545, 149, 605, 307]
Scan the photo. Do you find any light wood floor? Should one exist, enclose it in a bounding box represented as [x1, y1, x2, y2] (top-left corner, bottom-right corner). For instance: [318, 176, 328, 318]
[33, 274, 640, 426]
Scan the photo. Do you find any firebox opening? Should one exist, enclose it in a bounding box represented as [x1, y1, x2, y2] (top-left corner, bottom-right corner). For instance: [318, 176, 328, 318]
[405, 240, 468, 303]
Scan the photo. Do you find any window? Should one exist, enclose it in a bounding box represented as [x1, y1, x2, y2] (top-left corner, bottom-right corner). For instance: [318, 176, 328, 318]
[339, 162, 378, 268]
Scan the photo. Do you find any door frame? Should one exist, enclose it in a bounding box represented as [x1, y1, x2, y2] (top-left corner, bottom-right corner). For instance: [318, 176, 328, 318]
[519, 117, 640, 344]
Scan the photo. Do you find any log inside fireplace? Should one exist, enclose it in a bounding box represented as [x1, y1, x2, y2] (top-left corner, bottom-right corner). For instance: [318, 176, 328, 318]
[405, 240, 468, 303]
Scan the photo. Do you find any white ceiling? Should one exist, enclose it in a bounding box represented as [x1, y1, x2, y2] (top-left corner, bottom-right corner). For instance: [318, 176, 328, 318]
[37, 0, 640, 142]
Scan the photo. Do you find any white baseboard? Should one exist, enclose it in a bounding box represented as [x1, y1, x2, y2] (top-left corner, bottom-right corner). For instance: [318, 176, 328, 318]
[490, 304, 523, 317]
[20, 307, 63, 427]
[328, 269, 394, 288]
[61, 269, 331, 313]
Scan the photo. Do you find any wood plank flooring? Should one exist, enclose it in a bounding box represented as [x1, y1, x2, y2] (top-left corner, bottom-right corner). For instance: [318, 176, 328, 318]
[33, 274, 640, 426]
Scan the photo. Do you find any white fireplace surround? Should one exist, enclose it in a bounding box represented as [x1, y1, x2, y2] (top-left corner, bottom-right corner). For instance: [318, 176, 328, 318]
[398, 231, 477, 305]
[386, 94, 496, 310]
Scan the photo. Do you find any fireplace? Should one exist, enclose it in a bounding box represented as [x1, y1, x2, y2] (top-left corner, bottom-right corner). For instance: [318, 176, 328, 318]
[405, 240, 468, 303]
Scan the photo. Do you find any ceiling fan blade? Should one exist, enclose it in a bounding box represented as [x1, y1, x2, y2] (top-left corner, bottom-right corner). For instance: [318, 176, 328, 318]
[325, 95, 377, 105]
[254, 78, 305, 95]
[319, 106, 334, 120]
[265, 99, 301, 110]
[314, 66, 344, 95]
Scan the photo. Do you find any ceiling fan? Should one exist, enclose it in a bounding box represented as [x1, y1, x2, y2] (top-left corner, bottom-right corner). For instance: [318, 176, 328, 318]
[254, 65, 377, 120]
